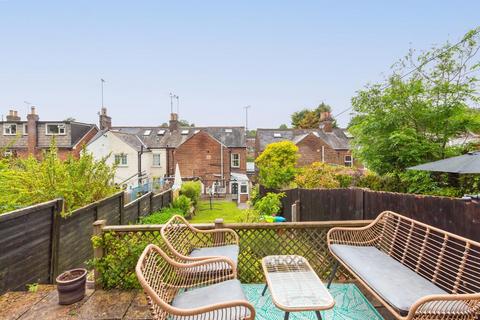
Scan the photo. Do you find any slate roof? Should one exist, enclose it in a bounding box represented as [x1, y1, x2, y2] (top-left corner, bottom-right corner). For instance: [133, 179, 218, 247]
[90, 126, 246, 149]
[256, 128, 351, 151]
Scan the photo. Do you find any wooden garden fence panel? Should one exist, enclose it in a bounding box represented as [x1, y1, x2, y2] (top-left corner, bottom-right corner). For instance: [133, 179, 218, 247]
[264, 187, 480, 242]
[0, 199, 62, 294]
[0, 189, 172, 294]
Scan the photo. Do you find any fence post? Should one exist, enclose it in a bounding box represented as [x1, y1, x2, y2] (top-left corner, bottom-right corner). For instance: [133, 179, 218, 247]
[214, 218, 224, 245]
[50, 198, 63, 282]
[292, 200, 301, 222]
[119, 192, 125, 225]
[93, 220, 106, 289]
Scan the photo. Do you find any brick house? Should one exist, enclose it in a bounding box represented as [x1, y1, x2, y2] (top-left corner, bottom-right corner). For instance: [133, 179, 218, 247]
[90, 110, 249, 201]
[0, 107, 98, 159]
[255, 112, 360, 168]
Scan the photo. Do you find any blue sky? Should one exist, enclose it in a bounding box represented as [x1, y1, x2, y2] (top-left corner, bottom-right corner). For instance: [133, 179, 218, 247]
[0, 1, 479, 129]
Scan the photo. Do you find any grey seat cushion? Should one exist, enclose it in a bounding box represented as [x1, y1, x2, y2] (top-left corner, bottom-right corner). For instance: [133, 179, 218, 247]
[172, 279, 250, 318]
[190, 245, 239, 267]
[330, 244, 447, 316]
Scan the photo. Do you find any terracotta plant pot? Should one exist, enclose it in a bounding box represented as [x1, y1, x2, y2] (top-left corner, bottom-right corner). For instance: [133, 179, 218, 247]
[56, 268, 87, 305]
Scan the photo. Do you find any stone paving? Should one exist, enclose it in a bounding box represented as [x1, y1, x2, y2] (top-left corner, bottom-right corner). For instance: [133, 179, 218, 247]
[0, 284, 395, 320]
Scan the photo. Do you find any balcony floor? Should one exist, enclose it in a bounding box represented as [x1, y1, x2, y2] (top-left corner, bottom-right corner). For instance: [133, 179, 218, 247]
[0, 283, 394, 320]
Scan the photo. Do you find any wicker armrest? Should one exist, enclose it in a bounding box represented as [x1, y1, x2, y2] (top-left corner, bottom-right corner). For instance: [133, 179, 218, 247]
[177, 256, 237, 287]
[407, 293, 480, 320]
[327, 219, 381, 247]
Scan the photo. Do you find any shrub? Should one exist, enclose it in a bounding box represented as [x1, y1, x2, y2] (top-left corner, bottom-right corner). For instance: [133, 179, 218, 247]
[180, 181, 202, 206]
[256, 141, 298, 189]
[139, 207, 184, 224]
[254, 192, 285, 216]
[0, 143, 118, 215]
[172, 195, 192, 215]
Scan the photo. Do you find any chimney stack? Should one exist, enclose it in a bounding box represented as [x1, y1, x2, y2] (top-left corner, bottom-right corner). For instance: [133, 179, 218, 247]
[99, 107, 112, 130]
[169, 113, 179, 131]
[27, 106, 39, 155]
[6, 109, 21, 122]
[319, 111, 333, 133]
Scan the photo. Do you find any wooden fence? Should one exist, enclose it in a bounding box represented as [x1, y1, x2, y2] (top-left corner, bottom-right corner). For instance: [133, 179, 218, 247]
[0, 189, 172, 294]
[261, 187, 480, 242]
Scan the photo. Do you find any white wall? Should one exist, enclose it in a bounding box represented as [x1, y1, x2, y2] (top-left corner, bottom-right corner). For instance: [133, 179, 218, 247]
[86, 132, 167, 189]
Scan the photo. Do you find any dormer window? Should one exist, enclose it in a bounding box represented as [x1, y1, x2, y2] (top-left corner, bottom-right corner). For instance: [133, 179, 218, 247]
[143, 130, 152, 136]
[3, 123, 17, 135]
[273, 133, 282, 138]
[157, 129, 166, 135]
[46, 123, 66, 135]
[181, 130, 189, 135]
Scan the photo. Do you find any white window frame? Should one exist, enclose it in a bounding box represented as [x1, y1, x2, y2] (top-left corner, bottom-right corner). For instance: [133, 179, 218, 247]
[231, 153, 240, 168]
[3, 123, 17, 135]
[23, 123, 28, 135]
[152, 153, 161, 167]
[3, 149, 14, 157]
[114, 154, 128, 167]
[344, 155, 353, 167]
[45, 123, 66, 135]
[240, 182, 248, 194]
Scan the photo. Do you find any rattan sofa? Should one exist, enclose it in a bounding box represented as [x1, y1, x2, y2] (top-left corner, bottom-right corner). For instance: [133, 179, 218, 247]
[327, 211, 480, 320]
[136, 244, 255, 320]
[161, 215, 239, 273]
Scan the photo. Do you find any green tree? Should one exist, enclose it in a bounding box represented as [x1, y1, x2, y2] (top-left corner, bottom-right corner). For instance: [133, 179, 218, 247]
[349, 28, 480, 175]
[278, 124, 288, 129]
[255, 141, 298, 189]
[291, 102, 333, 129]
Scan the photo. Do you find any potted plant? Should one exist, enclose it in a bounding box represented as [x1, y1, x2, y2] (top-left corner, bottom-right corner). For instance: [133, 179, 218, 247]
[56, 268, 87, 305]
[86, 270, 95, 290]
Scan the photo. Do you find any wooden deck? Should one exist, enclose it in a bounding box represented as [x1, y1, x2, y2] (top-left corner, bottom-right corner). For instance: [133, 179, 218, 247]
[0, 284, 394, 320]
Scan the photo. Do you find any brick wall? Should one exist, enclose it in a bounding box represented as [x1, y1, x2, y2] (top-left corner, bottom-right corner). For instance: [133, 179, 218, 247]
[296, 133, 353, 166]
[171, 131, 247, 190]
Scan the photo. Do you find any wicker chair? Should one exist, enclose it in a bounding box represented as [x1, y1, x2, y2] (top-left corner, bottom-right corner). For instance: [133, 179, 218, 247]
[136, 244, 255, 320]
[327, 211, 480, 320]
[161, 215, 239, 272]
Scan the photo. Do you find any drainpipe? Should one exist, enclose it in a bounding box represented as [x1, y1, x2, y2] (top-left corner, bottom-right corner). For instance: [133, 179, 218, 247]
[138, 145, 144, 186]
[220, 144, 224, 183]
[321, 146, 325, 162]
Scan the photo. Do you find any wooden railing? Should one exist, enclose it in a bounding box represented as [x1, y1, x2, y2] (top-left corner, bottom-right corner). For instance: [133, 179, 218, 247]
[93, 219, 370, 289]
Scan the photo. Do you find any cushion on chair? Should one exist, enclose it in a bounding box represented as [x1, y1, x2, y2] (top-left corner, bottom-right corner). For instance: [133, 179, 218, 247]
[189, 245, 239, 266]
[330, 244, 448, 316]
[172, 279, 250, 318]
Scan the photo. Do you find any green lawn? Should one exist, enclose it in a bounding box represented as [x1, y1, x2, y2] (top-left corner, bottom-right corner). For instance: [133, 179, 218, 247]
[189, 200, 245, 223]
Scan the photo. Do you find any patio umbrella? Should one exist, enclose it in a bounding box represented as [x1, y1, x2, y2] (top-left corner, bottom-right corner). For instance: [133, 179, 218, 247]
[172, 163, 183, 190]
[408, 151, 480, 174]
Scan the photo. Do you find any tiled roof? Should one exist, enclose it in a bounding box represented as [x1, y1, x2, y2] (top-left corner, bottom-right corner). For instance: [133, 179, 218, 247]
[256, 128, 351, 151]
[111, 126, 245, 148]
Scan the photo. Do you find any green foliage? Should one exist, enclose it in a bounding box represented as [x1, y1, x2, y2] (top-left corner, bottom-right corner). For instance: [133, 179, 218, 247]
[180, 181, 202, 206]
[139, 207, 184, 224]
[349, 28, 480, 175]
[295, 162, 341, 189]
[254, 192, 285, 216]
[26, 283, 38, 293]
[89, 232, 155, 289]
[249, 184, 260, 206]
[278, 124, 288, 129]
[171, 195, 192, 215]
[291, 102, 332, 129]
[246, 130, 256, 138]
[0, 143, 118, 215]
[256, 141, 298, 189]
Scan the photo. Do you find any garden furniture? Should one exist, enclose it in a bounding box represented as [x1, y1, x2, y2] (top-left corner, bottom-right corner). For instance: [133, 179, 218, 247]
[327, 210, 480, 320]
[261, 255, 335, 320]
[161, 215, 239, 273]
[136, 243, 255, 320]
